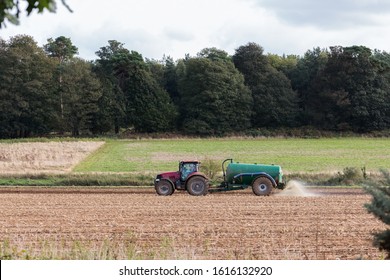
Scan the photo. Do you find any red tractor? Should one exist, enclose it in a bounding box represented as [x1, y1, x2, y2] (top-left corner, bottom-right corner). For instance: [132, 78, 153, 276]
[154, 160, 208, 196]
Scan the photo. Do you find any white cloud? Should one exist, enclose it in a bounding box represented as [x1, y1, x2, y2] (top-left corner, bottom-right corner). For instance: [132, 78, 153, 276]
[1, 0, 390, 60]
[164, 28, 194, 42]
[251, 0, 390, 29]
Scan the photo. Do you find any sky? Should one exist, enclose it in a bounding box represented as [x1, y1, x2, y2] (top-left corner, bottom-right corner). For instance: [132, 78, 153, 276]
[1, 0, 390, 60]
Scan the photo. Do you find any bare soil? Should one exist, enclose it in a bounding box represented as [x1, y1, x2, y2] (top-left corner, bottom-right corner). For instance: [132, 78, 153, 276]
[0, 186, 385, 260]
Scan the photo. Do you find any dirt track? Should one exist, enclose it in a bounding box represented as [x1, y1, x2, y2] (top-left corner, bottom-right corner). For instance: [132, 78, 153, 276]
[0, 187, 386, 260]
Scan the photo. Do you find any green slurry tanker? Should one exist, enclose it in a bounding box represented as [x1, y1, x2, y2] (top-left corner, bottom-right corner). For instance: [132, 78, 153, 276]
[154, 159, 285, 196]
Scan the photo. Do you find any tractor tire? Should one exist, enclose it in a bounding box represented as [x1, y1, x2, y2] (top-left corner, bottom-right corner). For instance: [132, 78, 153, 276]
[155, 180, 174, 196]
[187, 176, 208, 196]
[252, 176, 273, 196]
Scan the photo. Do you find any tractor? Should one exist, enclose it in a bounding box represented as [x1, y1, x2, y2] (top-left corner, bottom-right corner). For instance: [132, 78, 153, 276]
[154, 159, 285, 196]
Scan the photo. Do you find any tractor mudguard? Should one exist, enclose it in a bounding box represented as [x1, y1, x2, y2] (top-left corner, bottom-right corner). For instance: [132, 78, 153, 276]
[185, 172, 208, 184]
[154, 177, 175, 188]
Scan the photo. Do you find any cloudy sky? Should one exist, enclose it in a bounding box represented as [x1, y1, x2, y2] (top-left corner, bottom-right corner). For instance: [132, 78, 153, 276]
[1, 0, 390, 60]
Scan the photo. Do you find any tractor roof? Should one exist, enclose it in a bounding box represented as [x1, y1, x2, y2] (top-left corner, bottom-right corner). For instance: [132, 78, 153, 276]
[180, 160, 201, 164]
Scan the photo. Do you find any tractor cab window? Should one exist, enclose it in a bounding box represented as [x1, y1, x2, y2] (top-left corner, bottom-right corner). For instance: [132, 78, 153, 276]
[180, 162, 198, 181]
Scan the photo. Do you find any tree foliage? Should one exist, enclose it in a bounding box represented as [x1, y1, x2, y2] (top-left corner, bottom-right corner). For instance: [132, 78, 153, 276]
[43, 36, 78, 128]
[289, 47, 328, 125]
[291, 46, 390, 131]
[365, 171, 390, 259]
[178, 49, 252, 135]
[61, 58, 102, 136]
[233, 42, 298, 127]
[0, 34, 389, 137]
[94, 41, 176, 134]
[123, 51, 177, 133]
[0, 0, 72, 28]
[93, 40, 128, 134]
[0, 35, 57, 137]
[321, 46, 387, 131]
[44, 36, 78, 63]
[0, 35, 101, 137]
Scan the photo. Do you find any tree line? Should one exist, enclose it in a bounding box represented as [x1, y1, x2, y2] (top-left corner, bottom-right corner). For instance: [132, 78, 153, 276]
[1, 34, 390, 138]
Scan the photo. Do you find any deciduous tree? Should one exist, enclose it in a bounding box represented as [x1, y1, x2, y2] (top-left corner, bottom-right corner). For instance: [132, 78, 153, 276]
[310, 46, 390, 131]
[123, 51, 177, 133]
[177, 49, 252, 135]
[233, 42, 298, 128]
[289, 47, 328, 126]
[0, 0, 72, 27]
[0, 35, 57, 138]
[61, 58, 102, 136]
[94, 41, 176, 133]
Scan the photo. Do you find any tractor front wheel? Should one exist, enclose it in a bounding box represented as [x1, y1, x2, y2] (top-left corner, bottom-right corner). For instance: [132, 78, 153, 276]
[252, 177, 273, 196]
[187, 176, 208, 196]
[155, 180, 174, 196]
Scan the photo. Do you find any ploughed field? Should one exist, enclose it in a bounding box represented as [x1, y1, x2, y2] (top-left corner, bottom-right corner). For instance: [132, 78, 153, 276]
[0, 186, 386, 260]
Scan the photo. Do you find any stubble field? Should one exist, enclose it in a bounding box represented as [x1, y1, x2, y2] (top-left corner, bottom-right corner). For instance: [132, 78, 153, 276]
[0, 187, 386, 260]
[0, 141, 104, 174]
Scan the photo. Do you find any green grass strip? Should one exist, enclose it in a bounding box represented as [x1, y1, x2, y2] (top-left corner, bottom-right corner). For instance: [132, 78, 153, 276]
[73, 138, 390, 174]
[0, 173, 154, 187]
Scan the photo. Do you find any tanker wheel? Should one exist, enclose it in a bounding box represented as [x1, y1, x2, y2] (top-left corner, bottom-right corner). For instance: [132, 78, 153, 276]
[155, 180, 174, 196]
[187, 176, 208, 196]
[252, 177, 273, 196]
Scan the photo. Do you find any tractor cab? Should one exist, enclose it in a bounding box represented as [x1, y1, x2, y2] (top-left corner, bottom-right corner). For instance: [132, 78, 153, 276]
[179, 161, 200, 181]
[154, 160, 208, 196]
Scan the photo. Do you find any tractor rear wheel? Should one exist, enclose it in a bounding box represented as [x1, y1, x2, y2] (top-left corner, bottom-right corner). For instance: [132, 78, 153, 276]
[155, 180, 174, 196]
[187, 176, 208, 196]
[252, 177, 273, 196]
